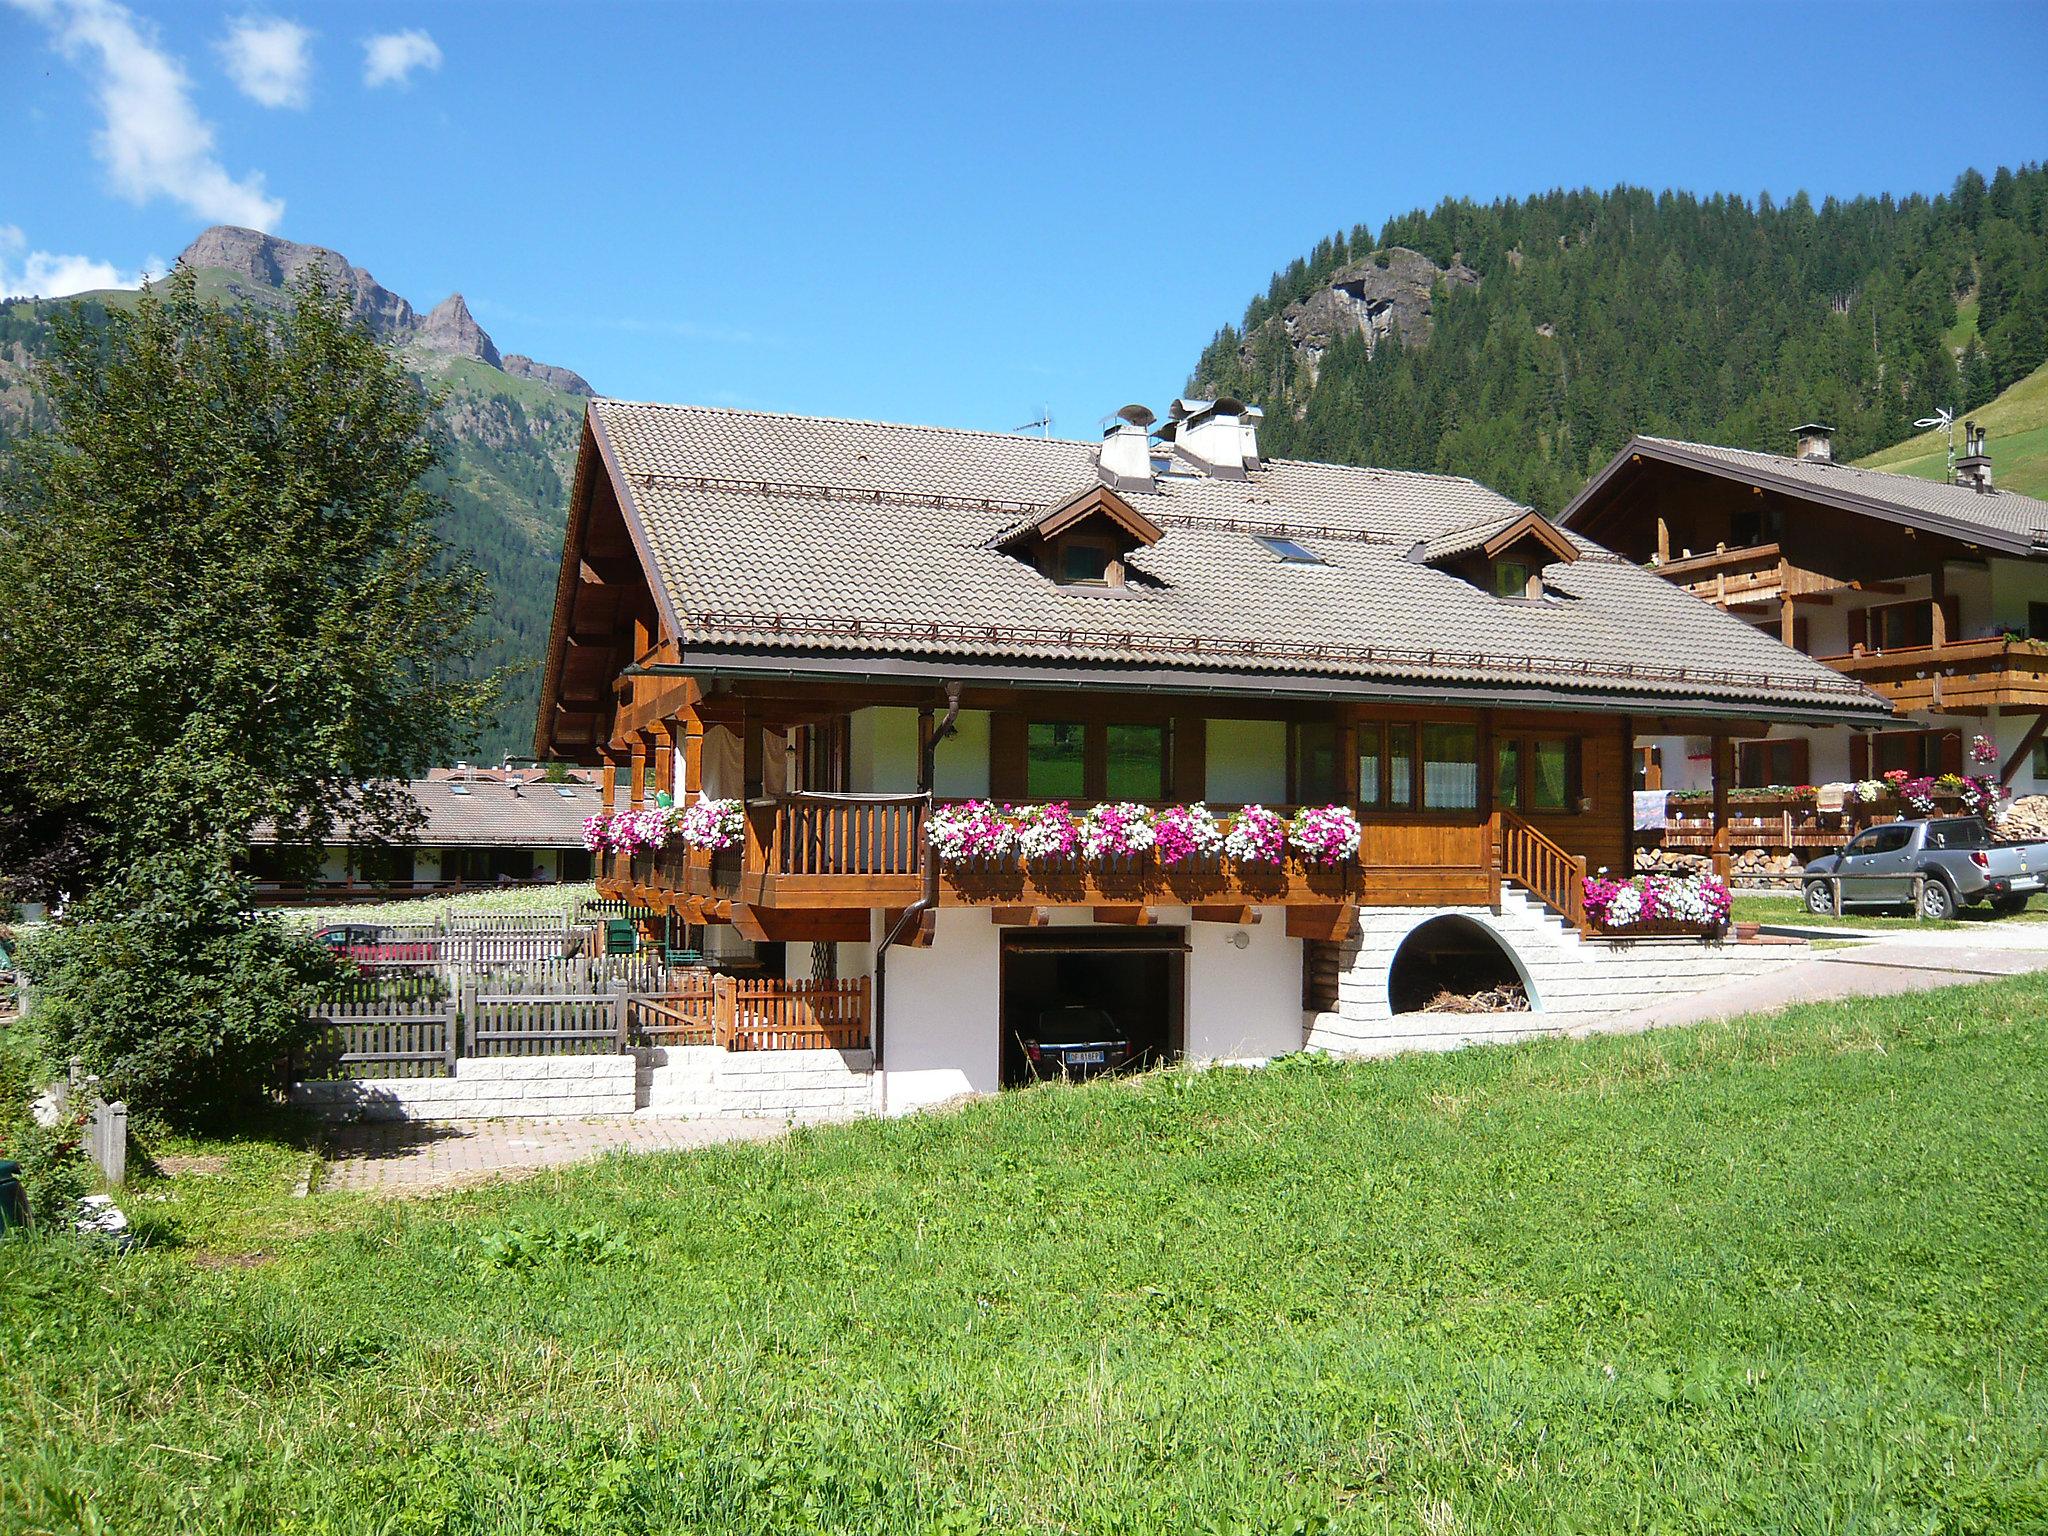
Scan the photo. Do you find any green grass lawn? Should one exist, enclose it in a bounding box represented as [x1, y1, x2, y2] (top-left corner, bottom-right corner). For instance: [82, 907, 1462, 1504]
[1859, 358, 2048, 501]
[6, 980, 2048, 1533]
[1733, 890, 2048, 931]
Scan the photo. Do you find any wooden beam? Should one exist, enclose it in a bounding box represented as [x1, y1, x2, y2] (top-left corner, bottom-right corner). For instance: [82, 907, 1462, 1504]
[1092, 906, 1155, 925]
[1190, 905, 1261, 924]
[2001, 711, 2048, 786]
[989, 905, 1050, 927]
[1285, 905, 1357, 942]
[882, 908, 937, 948]
[732, 905, 871, 944]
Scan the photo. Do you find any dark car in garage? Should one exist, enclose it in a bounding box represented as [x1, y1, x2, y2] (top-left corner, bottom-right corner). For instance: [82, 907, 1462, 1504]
[1014, 1004, 1139, 1082]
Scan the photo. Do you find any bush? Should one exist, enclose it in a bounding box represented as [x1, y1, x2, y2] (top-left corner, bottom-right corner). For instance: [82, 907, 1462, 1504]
[0, 1110, 93, 1228]
[19, 850, 342, 1122]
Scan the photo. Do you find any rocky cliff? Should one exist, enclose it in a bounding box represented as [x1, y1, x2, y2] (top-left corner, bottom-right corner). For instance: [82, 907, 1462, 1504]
[175, 226, 591, 395]
[1237, 246, 1477, 386]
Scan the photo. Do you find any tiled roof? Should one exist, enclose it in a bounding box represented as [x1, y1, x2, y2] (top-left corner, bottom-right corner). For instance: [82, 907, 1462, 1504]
[589, 400, 1893, 722]
[1409, 512, 1529, 565]
[254, 778, 602, 848]
[1574, 436, 2048, 550]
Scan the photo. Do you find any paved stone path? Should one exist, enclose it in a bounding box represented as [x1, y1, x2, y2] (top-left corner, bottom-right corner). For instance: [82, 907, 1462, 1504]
[1557, 931, 2048, 1040]
[320, 1114, 785, 1196]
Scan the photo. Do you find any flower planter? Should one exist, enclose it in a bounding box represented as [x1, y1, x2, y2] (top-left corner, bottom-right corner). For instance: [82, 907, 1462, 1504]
[1594, 917, 1727, 939]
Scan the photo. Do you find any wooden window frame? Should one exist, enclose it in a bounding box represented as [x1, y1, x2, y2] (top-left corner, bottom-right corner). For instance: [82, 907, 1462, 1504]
[1737, 736, 1810, 789]
[1491, 731, 1584, 815]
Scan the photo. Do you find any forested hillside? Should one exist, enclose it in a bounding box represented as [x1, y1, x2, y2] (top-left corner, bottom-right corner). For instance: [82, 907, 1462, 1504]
[0, 248, 587, 759]
[1191, 165, 2048, 512]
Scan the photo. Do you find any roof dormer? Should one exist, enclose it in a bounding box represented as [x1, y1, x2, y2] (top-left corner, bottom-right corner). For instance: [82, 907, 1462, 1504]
[994, 484, 1164, 589]
[1409, 510, 1579, 600]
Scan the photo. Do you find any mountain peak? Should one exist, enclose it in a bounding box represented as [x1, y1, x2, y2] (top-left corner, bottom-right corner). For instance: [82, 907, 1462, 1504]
[416, 292, 500, 368]
[171, 224, 584, 393]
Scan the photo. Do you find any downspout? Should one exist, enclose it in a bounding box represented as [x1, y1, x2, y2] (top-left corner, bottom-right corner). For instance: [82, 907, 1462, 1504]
[873, 680, 962, 1107]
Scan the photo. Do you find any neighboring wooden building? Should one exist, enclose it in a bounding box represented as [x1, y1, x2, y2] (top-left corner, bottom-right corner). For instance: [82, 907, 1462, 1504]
[1559, 425, 2048, 793]
[535, 397, 1891, 1108]
[249, 770, 600, 904]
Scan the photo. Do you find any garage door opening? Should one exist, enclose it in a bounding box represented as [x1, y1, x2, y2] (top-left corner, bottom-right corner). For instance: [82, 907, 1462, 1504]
[1387, 916, 1533, 1014]
[999, 929, 1185, 1087]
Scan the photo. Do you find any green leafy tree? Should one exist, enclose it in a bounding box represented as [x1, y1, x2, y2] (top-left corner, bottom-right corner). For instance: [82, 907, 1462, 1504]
[0, 266, 498, 874]
[17, 850, 343, 1120]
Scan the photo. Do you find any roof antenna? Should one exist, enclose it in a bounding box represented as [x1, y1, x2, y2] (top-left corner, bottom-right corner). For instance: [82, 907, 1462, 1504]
[1913, 407, 1956, 480]
[1013, 405, 1052, 437]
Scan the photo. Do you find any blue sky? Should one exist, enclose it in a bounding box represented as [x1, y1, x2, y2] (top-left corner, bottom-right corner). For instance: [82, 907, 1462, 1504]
[5, 0, 2047, 436]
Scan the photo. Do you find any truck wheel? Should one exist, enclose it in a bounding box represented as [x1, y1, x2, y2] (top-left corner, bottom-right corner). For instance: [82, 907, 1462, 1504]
[1804, 881, 1835, 916]
[1920, 880, 1957, 921]
[1991, 893, 2030, 917]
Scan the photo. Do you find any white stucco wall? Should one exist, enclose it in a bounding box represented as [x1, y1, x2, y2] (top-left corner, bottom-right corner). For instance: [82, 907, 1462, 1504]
[879, 907, 1003, 1113]
[1183, 913, 1302, 1063]
[848, 706, 992, 797]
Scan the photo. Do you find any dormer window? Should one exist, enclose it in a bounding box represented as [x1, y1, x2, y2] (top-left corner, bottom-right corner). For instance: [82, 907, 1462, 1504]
[1409, 509, 1579, 601]
[994, 484, 1164, 589]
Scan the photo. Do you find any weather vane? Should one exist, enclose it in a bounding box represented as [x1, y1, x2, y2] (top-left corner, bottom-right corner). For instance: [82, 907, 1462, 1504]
[1913, 407, 1956, 478]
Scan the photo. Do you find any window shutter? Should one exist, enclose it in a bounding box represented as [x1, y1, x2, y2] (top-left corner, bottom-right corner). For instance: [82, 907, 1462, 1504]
[1788, 737, 1811, 786]
[1850, 733, 1869, 779]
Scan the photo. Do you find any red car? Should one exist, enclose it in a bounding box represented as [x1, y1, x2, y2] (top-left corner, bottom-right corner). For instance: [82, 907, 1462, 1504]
[312, 923, 439, 968]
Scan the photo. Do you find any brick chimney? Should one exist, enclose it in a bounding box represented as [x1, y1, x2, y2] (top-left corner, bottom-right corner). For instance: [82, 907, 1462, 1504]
[1791, 422, 1834, 463]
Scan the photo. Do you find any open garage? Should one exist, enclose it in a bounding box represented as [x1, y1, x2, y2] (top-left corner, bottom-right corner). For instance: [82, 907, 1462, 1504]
[998, 928, 1186, 1087]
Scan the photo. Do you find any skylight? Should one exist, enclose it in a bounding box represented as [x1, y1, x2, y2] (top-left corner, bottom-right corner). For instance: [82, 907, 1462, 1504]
[1254, 534, 1325, 565]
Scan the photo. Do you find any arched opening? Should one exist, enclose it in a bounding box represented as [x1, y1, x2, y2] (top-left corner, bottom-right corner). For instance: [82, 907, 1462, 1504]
[1387, 915, 1533, 1014]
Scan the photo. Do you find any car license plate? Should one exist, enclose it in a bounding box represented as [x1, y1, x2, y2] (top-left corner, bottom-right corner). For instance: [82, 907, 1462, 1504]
[1066, 1049, 1106, 1066]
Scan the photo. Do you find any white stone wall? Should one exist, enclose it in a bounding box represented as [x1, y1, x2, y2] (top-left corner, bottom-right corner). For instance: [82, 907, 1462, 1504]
[294, 1054, 639, 1122]
[1305, 890, 1796, 1058]
[881, 908, 1003, 1112]
[638, 1044, 876, 1124]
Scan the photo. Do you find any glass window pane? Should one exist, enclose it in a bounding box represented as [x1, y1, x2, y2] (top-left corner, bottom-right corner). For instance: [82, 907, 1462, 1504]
[1531, 739, 1572, 811]
[1357, 730, 1382, 807]
[1027, 721, 1086, 799]
[1387, 724, 1415, 809]
[1060, 543, 1110, 583]
[1105, 723, 1166, 801]
[1495, 740, 1521, 808]
[1421, 723, 1480, 810]
[1494, 560, 1532, 598]
[1292, 722, 1339, 803]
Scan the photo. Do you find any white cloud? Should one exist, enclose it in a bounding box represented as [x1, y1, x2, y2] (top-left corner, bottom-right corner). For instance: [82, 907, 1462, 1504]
[6, 0, 284, 230]
[219, 14, 314, 110]
[0, 225, 143, 299]
[361, 29, 440, 89]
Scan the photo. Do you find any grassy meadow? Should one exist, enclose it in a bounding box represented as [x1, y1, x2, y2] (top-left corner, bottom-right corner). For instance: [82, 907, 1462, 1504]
[5, 975, 2047, 1533]
[1859, 358, 2048, 501]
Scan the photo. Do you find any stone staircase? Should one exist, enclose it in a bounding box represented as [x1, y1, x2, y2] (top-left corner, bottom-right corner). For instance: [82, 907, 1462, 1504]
[1304, 886, 1800, 1059]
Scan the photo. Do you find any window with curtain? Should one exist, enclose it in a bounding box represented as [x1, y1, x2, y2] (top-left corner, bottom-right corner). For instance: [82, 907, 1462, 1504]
[1105, 722, 1167, 801]
[1420, 723, 1480, 809]
[1494, 740, 1522, 809]
[1530, 738, 1576, 811]
[1387, 723, 1416, 809]
[1026, 721, 1086, 798]
[1357, 732, 1382, 807]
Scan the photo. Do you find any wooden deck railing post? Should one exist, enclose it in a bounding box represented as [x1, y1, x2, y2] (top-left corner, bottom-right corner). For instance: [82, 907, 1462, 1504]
[713, 972, 737, 1049]
[612, 981, 630, 1052]
[459, 977, 477, 1061]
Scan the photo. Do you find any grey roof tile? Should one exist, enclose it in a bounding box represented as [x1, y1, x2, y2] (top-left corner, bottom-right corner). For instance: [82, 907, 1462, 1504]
[589, 401, 1892, 720]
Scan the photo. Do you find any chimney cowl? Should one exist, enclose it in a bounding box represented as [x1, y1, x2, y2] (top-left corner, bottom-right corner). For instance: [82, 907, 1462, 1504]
[1791, 422, 1834, 463]
[1170, 396, 1259, 479]
[1095, 404, 1155, 493]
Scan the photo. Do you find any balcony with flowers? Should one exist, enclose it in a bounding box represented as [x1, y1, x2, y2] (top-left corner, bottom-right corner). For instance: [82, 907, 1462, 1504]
[588, 793, 1501, 916]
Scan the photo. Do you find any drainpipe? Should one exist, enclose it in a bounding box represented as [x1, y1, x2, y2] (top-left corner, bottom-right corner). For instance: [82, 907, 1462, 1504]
[872, 681, 962, 1102]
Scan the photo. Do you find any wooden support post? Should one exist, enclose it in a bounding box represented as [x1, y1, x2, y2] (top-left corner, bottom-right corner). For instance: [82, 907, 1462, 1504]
[680, 710, 705, 806]
[1655, 514, 1671, 566]
[2000, 711, 2048, 786]
[712, 973, 737, 1049]
[652, 721, 675, 799]
[1931, 566, 1948, 652]
[1710, 736, 1733, 883]
[601, 754, 618, 814]
[628, 739, 647, 810]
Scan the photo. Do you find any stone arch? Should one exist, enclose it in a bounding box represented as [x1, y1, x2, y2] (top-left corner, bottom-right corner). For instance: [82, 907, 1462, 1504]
[1385, 913, 1541, 1014]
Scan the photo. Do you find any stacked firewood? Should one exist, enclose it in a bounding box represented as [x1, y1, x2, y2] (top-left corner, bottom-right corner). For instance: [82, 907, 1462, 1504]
[1999, 796, 2048, 842]
[1421, 982, 1530, 1015]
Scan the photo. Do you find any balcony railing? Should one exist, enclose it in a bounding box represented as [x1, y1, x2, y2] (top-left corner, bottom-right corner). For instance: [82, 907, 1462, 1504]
[1819, 636, 2048, 711]
[602, 795, 1502, 914]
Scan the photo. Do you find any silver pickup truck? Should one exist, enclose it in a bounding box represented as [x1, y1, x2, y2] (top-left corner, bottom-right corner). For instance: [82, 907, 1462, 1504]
[1803, 817, 2044, 919]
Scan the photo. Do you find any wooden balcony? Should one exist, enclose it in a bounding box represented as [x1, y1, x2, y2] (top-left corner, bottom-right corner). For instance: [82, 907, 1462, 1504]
[1819, 636, 2048, 712]
[598, 794, 1503, 930]
[1655, 543, 1864, 611]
